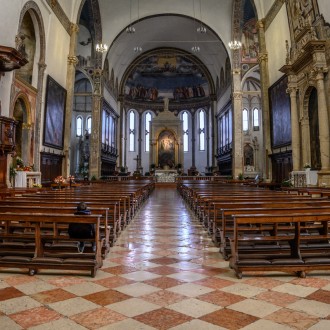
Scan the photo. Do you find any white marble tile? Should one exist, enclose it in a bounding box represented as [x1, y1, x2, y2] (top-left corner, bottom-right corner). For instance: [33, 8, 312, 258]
[228, 298, 281, 318]
[28, 317, 87, 330]
[15, 280, 57, 295]
[107, 297, 160, 317]
[221, 283, 267, 298]
[115, 282, 161, 297]
[98, 318, 157, 330]
[272, 283, 318, 297]
[166, 283, 214, 297]
[170, 319, 227, 330]
[168, 298, 221, 317]
[287, 299, 330, 318]
[120, 271, 161, 281]
[0, 296, 41, 315]
[63, 281, 107, 296]
[48, 297, 99, 317]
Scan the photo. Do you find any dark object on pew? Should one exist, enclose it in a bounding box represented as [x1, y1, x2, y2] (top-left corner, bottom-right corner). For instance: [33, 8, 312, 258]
[68, 202, 95, 253]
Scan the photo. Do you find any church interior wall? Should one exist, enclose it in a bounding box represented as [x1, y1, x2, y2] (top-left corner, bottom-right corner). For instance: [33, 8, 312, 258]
[57, 0, 76, 21]
[318, 0, 330, 23]
[254, 0, 276, 19]
[265, 4, 290, 86]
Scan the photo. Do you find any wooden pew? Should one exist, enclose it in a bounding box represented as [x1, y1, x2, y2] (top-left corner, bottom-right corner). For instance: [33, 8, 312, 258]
[0, 205, 111, 256]
[229, 212, 330, 278]
[0, 213, 103, 277]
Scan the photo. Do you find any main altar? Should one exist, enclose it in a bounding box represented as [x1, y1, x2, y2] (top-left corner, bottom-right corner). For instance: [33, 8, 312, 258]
[149, 100, 184, 170]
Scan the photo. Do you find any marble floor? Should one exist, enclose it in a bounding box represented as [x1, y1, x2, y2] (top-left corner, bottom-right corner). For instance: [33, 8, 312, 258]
[0, 187, 330, 329]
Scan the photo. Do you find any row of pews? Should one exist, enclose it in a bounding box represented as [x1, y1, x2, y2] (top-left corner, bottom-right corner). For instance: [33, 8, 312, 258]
[0, 180, 154, 277]
[178, 180, 330, 279]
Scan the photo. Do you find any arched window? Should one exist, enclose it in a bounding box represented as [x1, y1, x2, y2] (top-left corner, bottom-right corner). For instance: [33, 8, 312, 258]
[199, 110, 205, 151]
[129, 110, 135, 152]
[86, 116, 92, 134]
[76, 116, 83, 137]
[253, 108, 259, 130]
[243, 109, 248, 131]
[145, 112, 151, 152]
[182, 111, 189, 152]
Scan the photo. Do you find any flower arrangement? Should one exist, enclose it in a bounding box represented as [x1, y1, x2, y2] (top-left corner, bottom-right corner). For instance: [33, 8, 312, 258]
[32, 183, 42, 188]
[54, 176, 66, 184]
[303, 163, 311, 169]
[15, 156, 24, 168]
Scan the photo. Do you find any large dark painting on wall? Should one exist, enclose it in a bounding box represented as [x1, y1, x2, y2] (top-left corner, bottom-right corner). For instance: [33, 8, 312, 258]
[158, 130, 175, 168]
[269, 75, 291, 148]
[43, 75, 66, 149]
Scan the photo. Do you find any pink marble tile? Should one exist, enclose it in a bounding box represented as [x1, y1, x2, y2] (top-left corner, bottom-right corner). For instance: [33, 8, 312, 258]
[255, 290, 300, 307]
[134, 307, 193, 329]
[265, 308, 319, 329]
[306, 289, 330, 304]
[200, 308, 259, 329]
[142, 290, 187, 307]
[194, 277, 234, 289]
[143, 277, 185, 289]
[0, 287, 24, 301]
[46, 276, 86, 288]
[83, 289, 131, 305]
[290, 277, 330, 288]
[94, 276, 135, 289]
[102, 265, 139, 275]
[244, 277, 285, 289]
[31, 288, 76, 304]
[71, 307, 126, 329]
[5, 275, 37, 286]
[199, 290, 245, 307]
[10, 306, 61, 328]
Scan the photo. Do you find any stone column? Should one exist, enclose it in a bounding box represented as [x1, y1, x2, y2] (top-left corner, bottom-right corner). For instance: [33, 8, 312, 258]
[210, 94, 217, 167]
[117, 95, 124, 167]
[33, 61, 46, 171]
[287, 84, 300, 170]
[63, 23, 79, 177]
[232, 87, 243, 178]
[89, 69, 103, 179]
[123, 108, 127, 168]
[191, 111, 196, 169]
[257, 19, 271, 179]
[205, 109, 210, 168]
[22, 123, 32, 165]
[315, 68, 330, 170]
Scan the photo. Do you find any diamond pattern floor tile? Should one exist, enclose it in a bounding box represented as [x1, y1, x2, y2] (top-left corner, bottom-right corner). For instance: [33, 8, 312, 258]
[0, 187, 329, 329]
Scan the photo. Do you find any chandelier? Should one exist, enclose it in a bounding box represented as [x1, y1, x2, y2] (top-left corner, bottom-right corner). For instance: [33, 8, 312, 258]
[191, 45, 200, 52]
[134, 46, 142, 53]
[228, 40, 242, 50]
[95, 43, 108, 53]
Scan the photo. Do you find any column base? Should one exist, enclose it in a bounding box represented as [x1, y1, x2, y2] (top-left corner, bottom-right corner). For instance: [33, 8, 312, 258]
[317, 170, 330, 187]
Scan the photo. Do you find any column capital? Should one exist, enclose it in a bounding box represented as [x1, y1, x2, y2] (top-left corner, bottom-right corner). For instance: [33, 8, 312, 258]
[257, 52, 268, 64]
[286, 86, 298, 96]
[233, 92, 243, 100]
[67, 55, 78, 66]
[70, 23, 79, 35]
[256, 19, 265, 30]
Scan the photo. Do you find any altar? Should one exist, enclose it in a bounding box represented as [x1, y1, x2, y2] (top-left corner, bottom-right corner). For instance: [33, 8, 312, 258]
[154, 169, 178, 182]
[15, 171, 41, 188]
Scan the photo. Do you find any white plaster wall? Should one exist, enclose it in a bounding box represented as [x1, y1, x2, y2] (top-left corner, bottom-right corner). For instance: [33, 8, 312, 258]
[57, 0, 76, 21]
[318, 0, 330, 24]
[0, 0, 23, 116]
[265, 4, 290, 86]
[254, 0, 276, 19]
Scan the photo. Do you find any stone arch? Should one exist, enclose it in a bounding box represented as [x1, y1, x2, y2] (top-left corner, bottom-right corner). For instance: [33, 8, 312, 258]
[13, 1, 46, 171]
[12, 95, 32, 165]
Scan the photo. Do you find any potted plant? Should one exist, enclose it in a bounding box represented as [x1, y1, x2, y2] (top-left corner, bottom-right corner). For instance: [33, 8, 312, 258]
[9, 165, 17, 187]
[304, 163, 311, 171]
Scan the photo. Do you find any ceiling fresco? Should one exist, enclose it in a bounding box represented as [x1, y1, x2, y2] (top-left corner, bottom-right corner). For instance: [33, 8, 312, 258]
[124, 54, 209, 104]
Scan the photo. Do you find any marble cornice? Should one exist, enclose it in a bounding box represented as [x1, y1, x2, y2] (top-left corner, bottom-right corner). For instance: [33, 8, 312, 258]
[265, 0, 286, 31]
[46, 0, 71, 35]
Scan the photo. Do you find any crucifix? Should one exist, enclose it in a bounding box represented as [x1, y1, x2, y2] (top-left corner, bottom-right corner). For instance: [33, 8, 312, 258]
[133, 154, 141, 172]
